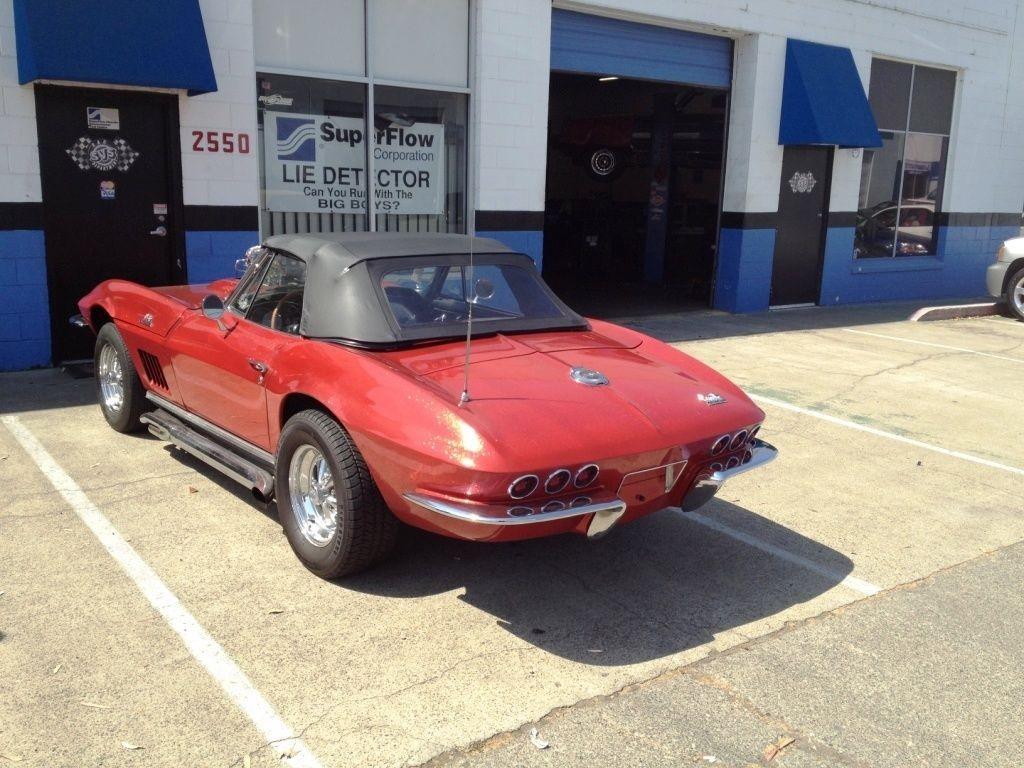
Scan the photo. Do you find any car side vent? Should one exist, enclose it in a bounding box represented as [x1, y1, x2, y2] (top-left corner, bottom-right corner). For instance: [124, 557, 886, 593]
[138, 350, 168, 390]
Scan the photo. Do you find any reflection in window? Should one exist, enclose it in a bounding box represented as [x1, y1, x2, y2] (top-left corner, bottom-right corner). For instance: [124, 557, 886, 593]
[381, 263, 560, 329]
[856, 60, 955, 258]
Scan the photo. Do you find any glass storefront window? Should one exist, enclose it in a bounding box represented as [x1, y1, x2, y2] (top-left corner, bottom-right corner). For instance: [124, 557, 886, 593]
[257, 73, 369, 235]
[372, 86, 467, 234]
[253, 1, 469, 238]
[855, 60, 956, 258]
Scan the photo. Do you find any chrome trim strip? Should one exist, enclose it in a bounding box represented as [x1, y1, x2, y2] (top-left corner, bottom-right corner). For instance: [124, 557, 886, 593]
[69, 313, 87, 328]
[403, 492, 626, 527]
[145, 392, 275, 466]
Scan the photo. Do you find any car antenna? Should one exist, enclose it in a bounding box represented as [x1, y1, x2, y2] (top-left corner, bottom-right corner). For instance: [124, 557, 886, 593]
[459, 229, 475, 406]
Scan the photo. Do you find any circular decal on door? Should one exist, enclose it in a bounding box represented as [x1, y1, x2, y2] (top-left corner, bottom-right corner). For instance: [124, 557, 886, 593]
[66, 136, 140, 172]
[788, 171, 817, 194]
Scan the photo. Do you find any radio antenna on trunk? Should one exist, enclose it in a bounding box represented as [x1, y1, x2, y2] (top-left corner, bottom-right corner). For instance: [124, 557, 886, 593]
[459, 230, 474, 406]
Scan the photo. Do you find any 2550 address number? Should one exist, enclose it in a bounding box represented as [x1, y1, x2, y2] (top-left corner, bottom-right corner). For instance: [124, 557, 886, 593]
[191, 131, 251, 154]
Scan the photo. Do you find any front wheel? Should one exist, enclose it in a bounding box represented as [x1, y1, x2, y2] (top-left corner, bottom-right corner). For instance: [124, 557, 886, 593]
[1006, 266, 1024, 321]
[94, 323, 148, 433]
[275, 409, 398, 578]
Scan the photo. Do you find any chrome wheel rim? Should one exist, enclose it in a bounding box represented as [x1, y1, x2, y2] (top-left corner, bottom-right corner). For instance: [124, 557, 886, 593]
[97, 344, 125, 414]
[288, 444, 338, 547]
[1013, 275, 1024, 314]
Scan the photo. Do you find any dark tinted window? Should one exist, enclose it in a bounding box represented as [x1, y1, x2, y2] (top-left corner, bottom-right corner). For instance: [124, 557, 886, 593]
[868, 59, 912, 130]
[909, 66, 956, 134]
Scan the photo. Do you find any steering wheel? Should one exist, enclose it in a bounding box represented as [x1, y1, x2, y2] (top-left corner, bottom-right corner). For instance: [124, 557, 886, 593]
[270, 290, 303, 332]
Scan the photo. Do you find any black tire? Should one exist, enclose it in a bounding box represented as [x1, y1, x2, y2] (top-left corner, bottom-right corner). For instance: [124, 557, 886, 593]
[585, 147, 624, 181]
[276, 409, 398, 578]
[94, 323, 148, 433]
[1006, 266, 1024, 321]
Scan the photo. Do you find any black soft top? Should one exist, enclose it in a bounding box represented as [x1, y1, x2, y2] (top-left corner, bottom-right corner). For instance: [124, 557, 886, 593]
[261, 233, 587, 347]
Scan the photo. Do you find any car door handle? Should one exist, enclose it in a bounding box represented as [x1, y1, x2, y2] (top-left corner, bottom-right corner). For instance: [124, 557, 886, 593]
[149, 225, 168, 237]
[248, 358, 268, 384]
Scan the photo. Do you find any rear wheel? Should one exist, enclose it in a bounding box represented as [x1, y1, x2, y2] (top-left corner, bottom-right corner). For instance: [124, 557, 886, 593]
[276, 409, 398, 578]
[94, 323, 147, 433]
[1006, 266, 1024, 321]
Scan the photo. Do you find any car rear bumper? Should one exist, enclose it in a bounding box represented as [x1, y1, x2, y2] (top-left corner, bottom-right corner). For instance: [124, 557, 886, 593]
[986, 261, 1009, 298]
[404, 439, 778, 540]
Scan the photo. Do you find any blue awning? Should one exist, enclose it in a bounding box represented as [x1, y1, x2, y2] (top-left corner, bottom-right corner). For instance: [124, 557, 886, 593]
[779, 39, 881, 148]
[13, 0, 217, 96]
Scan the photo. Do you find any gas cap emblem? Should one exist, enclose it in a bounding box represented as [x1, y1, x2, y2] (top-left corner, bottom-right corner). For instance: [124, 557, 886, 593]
[570, 366, 609, 386]
[697, 392, 727, 405]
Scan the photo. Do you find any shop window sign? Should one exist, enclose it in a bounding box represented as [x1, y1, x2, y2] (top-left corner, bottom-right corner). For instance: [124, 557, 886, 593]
[263, 111, 445, 215]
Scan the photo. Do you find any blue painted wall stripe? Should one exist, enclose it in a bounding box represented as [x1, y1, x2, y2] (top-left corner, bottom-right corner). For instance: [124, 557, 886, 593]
[476, 230, 544, 272]
[0, 229, 50, 371]
[185, 230, 259, 284]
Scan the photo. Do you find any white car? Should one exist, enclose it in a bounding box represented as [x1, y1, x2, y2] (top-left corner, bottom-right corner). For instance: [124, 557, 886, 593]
[987, 237, 1024, 320]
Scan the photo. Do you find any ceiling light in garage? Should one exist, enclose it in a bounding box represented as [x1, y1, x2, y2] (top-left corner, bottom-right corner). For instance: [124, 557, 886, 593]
[598, 76, 619, 82]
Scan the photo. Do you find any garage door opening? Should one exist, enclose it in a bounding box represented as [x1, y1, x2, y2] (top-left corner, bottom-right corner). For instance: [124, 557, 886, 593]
[543, 72, 727, 317]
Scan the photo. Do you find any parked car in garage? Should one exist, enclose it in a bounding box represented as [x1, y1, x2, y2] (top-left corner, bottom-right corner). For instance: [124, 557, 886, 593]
[988, 237, 1024, 320]
[72, 234, 776, 578]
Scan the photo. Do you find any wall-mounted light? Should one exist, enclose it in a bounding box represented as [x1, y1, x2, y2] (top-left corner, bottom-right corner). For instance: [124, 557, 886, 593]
[598, 76, 619, 82]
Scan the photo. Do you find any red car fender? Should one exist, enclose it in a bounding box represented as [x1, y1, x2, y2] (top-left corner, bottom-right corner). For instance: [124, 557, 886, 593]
[262, 339, 502, 521]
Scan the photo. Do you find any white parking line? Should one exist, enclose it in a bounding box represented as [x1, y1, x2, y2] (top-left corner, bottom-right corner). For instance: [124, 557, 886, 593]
[1, 415, 324, 768]
[751, 394, 1024, 477]
[842, 327, 1024, 365]
[678, 510, 881, 596]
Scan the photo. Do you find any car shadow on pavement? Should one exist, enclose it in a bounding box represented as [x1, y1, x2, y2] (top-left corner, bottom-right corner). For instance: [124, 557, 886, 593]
[344, 501, 854, 666]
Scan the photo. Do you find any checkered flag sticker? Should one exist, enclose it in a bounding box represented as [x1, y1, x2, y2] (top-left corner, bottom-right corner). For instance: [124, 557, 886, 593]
[112, 138, 139, 171]
[65, 136, 140, 172]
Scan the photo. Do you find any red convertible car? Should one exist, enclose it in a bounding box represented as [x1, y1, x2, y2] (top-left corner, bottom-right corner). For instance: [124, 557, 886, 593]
[74, 233, 775, 577]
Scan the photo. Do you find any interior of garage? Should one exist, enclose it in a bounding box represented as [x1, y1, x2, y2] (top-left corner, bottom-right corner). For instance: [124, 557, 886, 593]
[542, 72, 728, 317]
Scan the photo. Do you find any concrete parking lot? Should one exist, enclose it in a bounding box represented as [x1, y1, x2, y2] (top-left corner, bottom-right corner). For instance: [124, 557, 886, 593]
[1, 303, 1022, 767]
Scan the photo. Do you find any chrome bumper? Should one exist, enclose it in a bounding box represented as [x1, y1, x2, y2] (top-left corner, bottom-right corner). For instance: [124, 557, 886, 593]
[69, 313, 88, 328]
[403, 492, 627, 539]
[404, 438, 778, 539]
[986, 261, 1009, 298]
[680, 438, 778, 512]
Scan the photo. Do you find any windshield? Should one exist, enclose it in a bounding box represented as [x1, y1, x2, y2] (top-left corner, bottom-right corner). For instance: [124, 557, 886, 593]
[381, 262, 566, 330]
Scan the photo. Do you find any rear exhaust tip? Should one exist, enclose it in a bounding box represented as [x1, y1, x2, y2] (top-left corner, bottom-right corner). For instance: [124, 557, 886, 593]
[252, 487, 274, 504]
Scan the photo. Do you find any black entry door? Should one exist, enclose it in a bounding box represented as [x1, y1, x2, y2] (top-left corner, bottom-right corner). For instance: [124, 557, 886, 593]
[770, 146, 832, 307]
[35, 86, 185, 362]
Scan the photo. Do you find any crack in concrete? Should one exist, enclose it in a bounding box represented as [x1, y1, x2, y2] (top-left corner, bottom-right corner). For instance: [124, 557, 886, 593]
[413, 540, 1024, 768]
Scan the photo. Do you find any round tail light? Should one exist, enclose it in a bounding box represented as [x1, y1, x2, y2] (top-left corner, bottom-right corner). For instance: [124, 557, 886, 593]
[570, 496, 592, 508]
[541, 500, 566, 514]
[508, 474, 539, 499]
[711, 435, 730, 455]
[544, 469, 572, 494]
[742, 450, 753, 464]
[507, 506, 533, 517]
[729, 430, 748, 450]
[710, 462, 724, 473]
[748, 425, 760, 443]
[574, 464, 599, 488]
[726, 455, 740, 469]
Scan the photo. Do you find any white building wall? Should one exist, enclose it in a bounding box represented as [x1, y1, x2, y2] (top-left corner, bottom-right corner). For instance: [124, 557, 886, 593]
[179, 0, 259, 207]
[0, 0, 40, 203]
[472, 0, 552, 213]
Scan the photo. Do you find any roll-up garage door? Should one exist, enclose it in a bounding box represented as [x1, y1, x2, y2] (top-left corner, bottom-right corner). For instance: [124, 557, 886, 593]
[551, 10, 732, 89]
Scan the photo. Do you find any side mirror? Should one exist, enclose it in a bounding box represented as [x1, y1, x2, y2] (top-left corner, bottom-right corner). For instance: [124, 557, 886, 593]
[201, 294, 228, 331]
